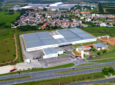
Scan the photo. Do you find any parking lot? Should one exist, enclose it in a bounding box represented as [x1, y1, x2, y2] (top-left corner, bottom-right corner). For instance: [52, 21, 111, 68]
[39, 55, 75, 68]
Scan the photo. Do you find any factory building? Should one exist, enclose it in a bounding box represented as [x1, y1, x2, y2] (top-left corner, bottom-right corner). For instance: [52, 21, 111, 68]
[49, 2, 63, 7]
[21, 28, 97, 59]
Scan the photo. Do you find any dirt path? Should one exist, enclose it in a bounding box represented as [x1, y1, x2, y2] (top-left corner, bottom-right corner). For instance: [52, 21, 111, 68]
[105, 74, 115, 79]
[13, 34, 18, 62]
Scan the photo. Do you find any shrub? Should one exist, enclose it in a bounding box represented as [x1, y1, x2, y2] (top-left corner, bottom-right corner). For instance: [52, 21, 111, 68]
[92, 48, 96, 51]
[102, 50, 107, 54]
[102, 68, 109, 74]
[108, 67, 114, 73]
[97, 51, 101, 55]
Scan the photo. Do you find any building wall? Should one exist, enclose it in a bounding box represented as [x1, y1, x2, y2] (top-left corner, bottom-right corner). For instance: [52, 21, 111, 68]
[43, 53, 58, 59]
[72, 38, 97, 44]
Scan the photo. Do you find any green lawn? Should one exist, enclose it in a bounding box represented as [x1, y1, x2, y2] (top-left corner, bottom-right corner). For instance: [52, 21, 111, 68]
[0, 28, 18, 39]
[72, 49, 81, 54]
[0, 38, 15, 64]
[99, 18, 105, 22]
[72, 44, 82, 47]
[72, 41, 98, 47]
[88, 45, 115, 63]
[58, 53, 66, 56]
[0, 12, 20, 26]
[14, 72, 105, 85]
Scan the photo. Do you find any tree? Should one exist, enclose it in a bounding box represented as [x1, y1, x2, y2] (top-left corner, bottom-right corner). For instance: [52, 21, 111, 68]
[97, 51, 101, 55]
[92, 48, 96, 52]
[102, 68, 109, 74]
[102, 50, 107, 54]
[43, 8, 47, 11]
[108, 67, 114, 73]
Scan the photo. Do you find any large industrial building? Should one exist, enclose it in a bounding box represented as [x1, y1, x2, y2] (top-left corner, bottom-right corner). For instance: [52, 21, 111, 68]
[22, 28, 97, 55]
[49, 2, 63, 7]
[15, 2, 76, 11]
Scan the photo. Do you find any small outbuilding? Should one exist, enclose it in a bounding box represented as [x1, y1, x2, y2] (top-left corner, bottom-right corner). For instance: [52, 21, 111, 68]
[43, 47, 58, 59]
[93, 43, 107, 50]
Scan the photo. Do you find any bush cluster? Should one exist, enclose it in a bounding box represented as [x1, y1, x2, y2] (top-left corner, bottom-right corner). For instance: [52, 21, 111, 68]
[102, 67, 114, 75]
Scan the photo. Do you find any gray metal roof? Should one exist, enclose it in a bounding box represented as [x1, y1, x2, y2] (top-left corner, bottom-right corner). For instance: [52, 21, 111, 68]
[23, 32, 58, 49]
[57, 29, 82, 42]
[57, 28, 95, 42]
[56, 38, 68, 43]
[23, 28, 95, 49]
[56, 48, 65, 52]
[69, 28, 95, 39]
[94, 43, 106, 48]
[43, 47, 57, 55]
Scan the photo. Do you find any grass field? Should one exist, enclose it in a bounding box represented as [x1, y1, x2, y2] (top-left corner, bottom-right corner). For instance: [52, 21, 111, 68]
[80, 27, 115, 37]
[0, 12, 20, 26]
[14, 72, 105, 85]
[0, 38, 16, 64]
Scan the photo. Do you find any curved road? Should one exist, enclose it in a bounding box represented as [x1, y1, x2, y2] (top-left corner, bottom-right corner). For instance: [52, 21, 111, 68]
[0, 61, 115, 85]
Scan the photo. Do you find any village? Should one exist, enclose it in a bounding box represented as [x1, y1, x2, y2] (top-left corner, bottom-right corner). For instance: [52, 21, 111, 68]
[10, 3, 115, 29]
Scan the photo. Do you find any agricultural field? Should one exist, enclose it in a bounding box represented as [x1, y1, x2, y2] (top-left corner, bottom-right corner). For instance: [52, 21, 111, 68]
[98, 2, 115, 14]
[0, 12, 20, 27]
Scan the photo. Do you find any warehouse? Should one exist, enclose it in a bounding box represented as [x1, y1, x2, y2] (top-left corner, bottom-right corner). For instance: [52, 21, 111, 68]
[43, 47, 58, 59]
[49, 2, 63, 7]
[43, 47, 65, 59]
[22, 28, 97, 52]
[57, 28, 97, 44]
[22, 32, 58, 52]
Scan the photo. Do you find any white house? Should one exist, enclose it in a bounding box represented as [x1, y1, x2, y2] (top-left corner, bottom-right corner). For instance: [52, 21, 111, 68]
[100, 23, 107, 27]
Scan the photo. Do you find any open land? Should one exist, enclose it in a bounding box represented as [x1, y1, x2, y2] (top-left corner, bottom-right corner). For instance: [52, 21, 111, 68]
[0, 12, 20, 26]
[0, 38, 15, 64]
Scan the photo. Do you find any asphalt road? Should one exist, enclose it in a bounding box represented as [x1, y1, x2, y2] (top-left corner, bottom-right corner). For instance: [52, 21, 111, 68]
[1, 0, 6, 9]
[69, 77, 115, 85]
[0, 61, 115, 85]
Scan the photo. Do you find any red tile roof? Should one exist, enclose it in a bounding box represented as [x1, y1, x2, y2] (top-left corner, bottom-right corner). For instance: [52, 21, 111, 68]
[74, 54, 81, 57]
[85, 44, 93, 47]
